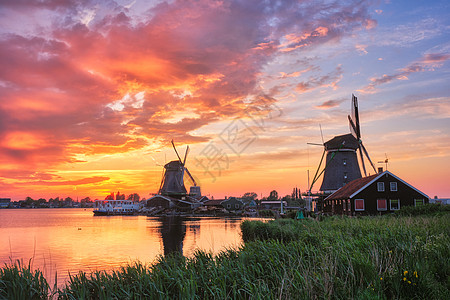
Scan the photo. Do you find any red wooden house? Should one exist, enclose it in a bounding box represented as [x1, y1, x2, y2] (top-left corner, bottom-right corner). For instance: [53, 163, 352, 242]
[323, 170, 429, 215]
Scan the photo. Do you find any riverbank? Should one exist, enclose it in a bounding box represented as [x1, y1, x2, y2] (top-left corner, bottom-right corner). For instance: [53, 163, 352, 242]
[1, 205, 449, 299]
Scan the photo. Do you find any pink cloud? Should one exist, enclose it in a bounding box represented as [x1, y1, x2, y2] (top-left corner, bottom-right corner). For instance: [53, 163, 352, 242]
[360, 53, 450, 93]
[0, 0, 376, 184]
[296, 66, 343, 93]
[315, 99, 344, 110]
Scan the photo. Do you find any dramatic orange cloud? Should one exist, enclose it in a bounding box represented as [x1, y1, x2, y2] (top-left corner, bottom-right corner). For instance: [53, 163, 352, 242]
[0, 0, 448, 200]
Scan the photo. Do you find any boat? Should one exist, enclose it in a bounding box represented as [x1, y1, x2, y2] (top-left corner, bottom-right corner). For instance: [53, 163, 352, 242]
[93, 199, 140, 216]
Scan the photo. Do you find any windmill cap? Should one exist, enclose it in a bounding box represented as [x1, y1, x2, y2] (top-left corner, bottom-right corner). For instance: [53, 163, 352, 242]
[324, 133, 359, 150]
[164, 160, 184, 170]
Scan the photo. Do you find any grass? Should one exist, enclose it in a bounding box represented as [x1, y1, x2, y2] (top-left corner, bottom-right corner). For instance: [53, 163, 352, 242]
[0, 259, 53, 300]
[240, 214, 450, 299]
[1, 204, 449, 299]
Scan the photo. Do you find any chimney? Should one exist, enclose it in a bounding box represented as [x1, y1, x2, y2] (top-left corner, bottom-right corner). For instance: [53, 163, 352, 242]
[378, 167, 383, 173]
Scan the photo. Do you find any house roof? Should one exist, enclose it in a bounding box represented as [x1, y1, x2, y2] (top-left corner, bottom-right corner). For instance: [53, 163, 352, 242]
[325, 173, 378, 200]
[325, 170, 430, 201]
[204, 199, 224, 206]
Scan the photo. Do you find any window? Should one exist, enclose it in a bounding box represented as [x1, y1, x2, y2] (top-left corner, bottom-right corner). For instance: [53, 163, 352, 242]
[235, 204, 239, 209]
[377, 182, 385, 192]
[415, 199, 424, 207]
[343, 159, 347, 166]
[344, 172, 348, 180]
[343, 201, 346, 211]
[227, 204, 231, 209]
[390, 182, 398, 191]
[377, 199, 387, 211]
[390, 199, 400, 210]
[354, 199, 365, 211]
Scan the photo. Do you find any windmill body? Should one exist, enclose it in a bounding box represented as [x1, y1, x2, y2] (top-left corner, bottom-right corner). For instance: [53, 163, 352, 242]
[320, 133, 362, 193]
[159, 160, 187, 197]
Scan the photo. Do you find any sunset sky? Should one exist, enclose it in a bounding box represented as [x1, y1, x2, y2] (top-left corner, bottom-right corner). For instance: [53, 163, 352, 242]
[0, 0, 449, 201]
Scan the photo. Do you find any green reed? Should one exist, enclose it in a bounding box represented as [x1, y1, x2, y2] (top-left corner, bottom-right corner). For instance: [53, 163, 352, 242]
[1, 206, 449, 299]
[0, 259, 53, 300]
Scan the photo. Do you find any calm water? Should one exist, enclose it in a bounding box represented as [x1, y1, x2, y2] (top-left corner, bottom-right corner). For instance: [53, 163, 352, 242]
[0, 208, 257, 285]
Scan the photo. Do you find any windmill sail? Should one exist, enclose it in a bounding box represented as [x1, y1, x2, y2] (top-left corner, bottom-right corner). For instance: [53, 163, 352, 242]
[348, 94, 376, 176]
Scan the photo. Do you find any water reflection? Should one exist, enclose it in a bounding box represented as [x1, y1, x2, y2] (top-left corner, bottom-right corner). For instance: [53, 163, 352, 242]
[0, 209, 266, 286]
[158, 216, 186, 256]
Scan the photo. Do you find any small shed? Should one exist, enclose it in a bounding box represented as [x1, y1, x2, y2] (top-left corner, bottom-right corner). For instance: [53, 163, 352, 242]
[324, 170, 429, 215]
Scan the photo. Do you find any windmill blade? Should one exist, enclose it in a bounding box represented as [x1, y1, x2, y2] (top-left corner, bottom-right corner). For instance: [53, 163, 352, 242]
[360, 142, 377, 173]
[184, 167, 197, 186]
[358, 145, 367, 177]
[158, 169, 166, 194]
[171, 140, 183, 163]
[352, 94, 361, 138]
[348, 115, 359, 139]
[183, 145, 190, 166]
[307, 142, 323, 146]
[319, 124, 324, 145]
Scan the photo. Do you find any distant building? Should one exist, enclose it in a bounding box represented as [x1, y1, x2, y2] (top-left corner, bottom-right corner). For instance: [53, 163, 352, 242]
[203, 199, 224, 208]
[260, 201, 287, 210]
[0, 198, 11, 208]
[324, 170, 429, 215]
[221, 197, 245, 211]
[430, 197, 450, 205]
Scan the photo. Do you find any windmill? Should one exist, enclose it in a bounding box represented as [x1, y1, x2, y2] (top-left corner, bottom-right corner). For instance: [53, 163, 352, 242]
[309, 94, 377, 194]
[158, 140, 200, 199]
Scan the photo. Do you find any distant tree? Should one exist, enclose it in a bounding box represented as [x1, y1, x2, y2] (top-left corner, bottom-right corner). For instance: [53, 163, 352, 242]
[81, 197, 91, 203]
[291, 187, 301, 200]
[268, 190, 279, 201]
[105, 193, 114, 200]
[242, 192, 257, 201]
[116, 191, 125, 200]
[24, 197, 34, 207]
[127, 193, 140, 201]
[281, 195, 292, 202]
[37, 198, 47, 206]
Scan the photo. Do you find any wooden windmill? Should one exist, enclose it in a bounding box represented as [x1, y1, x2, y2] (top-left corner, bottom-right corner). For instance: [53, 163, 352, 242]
[309, 95, 377, 194]
[158, 140, 199, 199]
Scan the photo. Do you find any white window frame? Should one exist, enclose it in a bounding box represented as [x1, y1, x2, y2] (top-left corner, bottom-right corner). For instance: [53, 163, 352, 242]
[377, 199, 387, 211]
[390, 199, 400, 210]
[354, 199, 365, 211]
[414, 199, 424, 207]
[390, 182, 398, 192]
[377, 182, 385, 192]
[343, 159, 347, 166]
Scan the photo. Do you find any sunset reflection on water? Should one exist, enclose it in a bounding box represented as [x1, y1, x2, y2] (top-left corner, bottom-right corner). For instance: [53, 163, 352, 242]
[0, 208, 257, 285]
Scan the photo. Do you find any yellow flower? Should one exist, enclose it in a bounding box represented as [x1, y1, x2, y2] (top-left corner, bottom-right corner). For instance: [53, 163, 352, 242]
[404, 270, 408, 276]
[408, 281, 411, 284]
[403, 277, 407, 281]
[413, 271, 418, 278]
[380, 277, 383, 281]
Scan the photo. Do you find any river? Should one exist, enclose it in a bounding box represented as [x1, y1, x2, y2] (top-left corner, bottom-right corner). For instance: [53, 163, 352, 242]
[0, 208, 260, 285]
